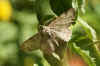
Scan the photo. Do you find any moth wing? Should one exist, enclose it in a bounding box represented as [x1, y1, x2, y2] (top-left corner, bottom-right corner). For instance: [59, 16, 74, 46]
[48, 8, 75, 29]
[20, 33, 41, 52]
[54, 28, 72, 42]
[40, 38, 56, 54]
[47, 8, 75, 41]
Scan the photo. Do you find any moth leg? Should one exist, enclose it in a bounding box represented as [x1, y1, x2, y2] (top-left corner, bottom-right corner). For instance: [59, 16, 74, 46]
[55, 42, 67, 59]
[43, 53, 61, 66]
[51, 36, 59, 46]
[48, 30, 59, 46]
[47, 39, 55, 52]
[43, 42, 67, 66]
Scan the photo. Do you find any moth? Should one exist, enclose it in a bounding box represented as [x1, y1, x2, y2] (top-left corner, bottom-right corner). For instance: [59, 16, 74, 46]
[20, 8, 76, 55]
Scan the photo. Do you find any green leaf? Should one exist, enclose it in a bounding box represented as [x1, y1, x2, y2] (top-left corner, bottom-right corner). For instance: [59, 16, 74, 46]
[71, 43, 96, 66]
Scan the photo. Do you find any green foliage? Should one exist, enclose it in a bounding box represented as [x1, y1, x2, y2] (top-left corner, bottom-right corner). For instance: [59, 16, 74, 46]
[71, 43, 96, 66]
[0, 0, 100, 66]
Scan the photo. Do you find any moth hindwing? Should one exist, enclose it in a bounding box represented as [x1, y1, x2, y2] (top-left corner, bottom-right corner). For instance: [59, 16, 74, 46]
[20, 8, 76, 54]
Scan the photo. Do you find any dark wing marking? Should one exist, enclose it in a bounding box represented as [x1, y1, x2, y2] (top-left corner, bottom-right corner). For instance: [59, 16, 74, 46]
[20, 33, 41, 52]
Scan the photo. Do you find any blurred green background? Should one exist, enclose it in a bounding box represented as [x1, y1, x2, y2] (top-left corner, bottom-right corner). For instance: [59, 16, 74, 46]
[0, 0, 100, 66]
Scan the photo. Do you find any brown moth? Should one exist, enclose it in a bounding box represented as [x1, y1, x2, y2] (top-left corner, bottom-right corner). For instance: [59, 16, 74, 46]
[20, 8, 76, 55]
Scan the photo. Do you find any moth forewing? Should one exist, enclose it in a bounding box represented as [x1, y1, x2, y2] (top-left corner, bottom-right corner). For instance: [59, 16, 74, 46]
[48, 8, 75, 28]
[43, 8, 75, 42]
[20, 33, 41, 52]
[54, 29, 72, 42]
[65, 8, 75, 18]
